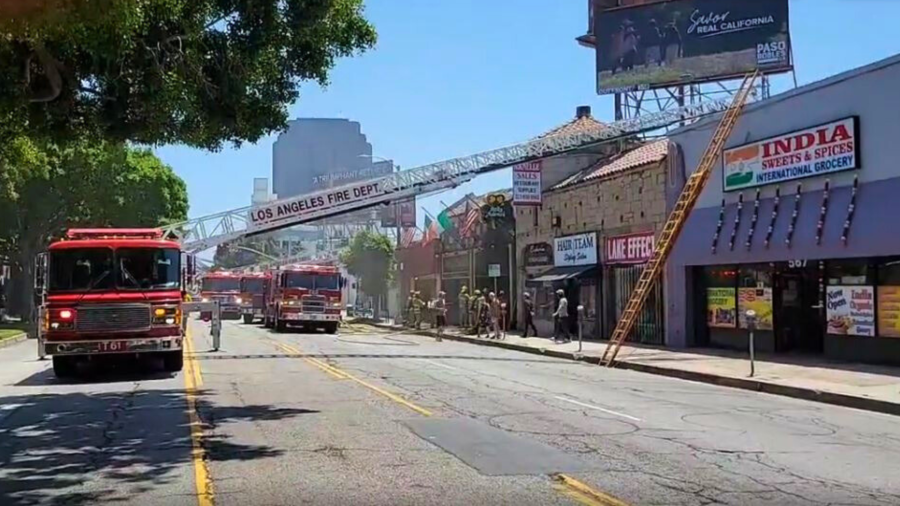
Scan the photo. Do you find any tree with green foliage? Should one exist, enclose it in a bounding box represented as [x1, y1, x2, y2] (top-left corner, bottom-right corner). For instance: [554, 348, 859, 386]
[0, 138, 189, 316]
[0, 0, 377, 149]
[339, 230, 394, 318]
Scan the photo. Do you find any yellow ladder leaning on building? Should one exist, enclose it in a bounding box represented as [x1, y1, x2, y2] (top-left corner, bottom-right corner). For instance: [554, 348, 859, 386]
[601, 70, 760, 367]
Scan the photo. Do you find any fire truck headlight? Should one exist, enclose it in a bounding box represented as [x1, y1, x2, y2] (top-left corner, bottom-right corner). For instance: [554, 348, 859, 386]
[49, 308, 76, 330]
[152, 306, 179, 325]
[201, 297, 209, 303]
[330, 302, 342, 309]
[235, 297, 243, 304]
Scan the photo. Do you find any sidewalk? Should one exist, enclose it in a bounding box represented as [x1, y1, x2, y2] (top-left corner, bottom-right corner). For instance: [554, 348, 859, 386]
[363, 320, 900, 417]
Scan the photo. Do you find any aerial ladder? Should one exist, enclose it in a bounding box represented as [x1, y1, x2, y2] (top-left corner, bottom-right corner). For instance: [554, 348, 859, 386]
[600, 70, 760, 367]
[161, 95, 743, 253]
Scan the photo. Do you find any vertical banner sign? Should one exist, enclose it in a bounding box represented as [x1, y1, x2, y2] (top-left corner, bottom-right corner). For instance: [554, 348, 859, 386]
[877, 286, 900, 338]
[513, 161, 543, 205]
[826, 285, 875, 336]
[707, 288, 736, 328]
[399, 202, 417, 228]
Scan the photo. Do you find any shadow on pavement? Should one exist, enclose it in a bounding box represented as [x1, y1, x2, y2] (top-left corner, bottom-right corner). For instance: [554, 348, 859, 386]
[0, 387, 316, 505]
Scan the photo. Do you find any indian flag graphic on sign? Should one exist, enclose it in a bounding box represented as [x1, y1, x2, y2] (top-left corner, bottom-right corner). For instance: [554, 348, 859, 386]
[723, 144, 761, 191]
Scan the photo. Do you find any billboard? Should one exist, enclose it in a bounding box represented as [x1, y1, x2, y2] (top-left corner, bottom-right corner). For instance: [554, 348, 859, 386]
[723, 117, 859, 192]
[595, 0, 791, 95]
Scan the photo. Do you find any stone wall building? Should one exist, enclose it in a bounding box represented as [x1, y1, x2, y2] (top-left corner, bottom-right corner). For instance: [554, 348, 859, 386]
[516, 140, 670, 341]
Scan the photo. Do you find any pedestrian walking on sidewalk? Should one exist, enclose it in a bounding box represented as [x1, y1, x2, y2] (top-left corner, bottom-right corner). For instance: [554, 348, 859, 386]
[498, 291, 508, 339]
[434, 291, 447, 341]
[458, 286, 469, 328]
[553, 289, 570, 343]
[522, 292, 538, 338]
[488, 292, 501, 339]
[472, 290, 485, 337]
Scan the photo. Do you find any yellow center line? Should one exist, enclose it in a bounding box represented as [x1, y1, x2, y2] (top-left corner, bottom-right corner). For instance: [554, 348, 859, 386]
[183, 327, 214, 506]
[272, 339, 433, 417]
[552, 474, 630, 506]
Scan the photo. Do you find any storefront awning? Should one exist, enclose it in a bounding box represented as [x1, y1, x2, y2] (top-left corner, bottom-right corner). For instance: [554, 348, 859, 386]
[526, 265, 597, 286]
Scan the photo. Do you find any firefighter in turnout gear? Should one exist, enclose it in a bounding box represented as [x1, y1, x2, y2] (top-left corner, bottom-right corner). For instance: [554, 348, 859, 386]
[411, 291, 425, 329]
[458, 286, 469, 328]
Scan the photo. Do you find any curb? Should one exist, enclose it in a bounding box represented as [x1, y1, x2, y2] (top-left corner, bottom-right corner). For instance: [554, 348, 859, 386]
[0, 333, 28, 350]
[366, 322, 900, 417]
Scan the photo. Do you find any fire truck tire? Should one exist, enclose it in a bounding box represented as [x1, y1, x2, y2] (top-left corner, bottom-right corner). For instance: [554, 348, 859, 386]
[162, 350, 184, 372]
[276, 317, 287, 333]
[243, 314, 254, 325]
[325, 322, 338, 334]
[52, 356, 77, 378]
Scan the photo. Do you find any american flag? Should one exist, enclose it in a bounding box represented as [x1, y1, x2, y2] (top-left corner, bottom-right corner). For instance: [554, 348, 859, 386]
[460, 201, 482, 238]
[399, 227, 417, 248]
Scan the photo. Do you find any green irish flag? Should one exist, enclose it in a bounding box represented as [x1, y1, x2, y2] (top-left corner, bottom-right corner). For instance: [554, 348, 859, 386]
[436, 209, 453, 234]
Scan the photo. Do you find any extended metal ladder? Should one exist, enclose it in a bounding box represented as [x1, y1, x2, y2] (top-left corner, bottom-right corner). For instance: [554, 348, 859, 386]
[600, 71, 760, 367]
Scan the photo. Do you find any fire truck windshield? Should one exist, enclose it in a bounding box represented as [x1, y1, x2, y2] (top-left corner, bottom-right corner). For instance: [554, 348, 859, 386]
[284, 272, 339, 290]
[117, 248, 181, 290]
[49, 247, 180, 292]
[241, 278, 266, 294]
[202, 278, 241, 292]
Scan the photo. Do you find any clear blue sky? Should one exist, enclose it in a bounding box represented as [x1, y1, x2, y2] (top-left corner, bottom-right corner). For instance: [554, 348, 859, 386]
[155, 0, 900, 227]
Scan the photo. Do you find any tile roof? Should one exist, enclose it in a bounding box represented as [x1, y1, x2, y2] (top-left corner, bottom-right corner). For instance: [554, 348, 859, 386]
[551, 139, 668, 191]
[535, 114, 608, 140]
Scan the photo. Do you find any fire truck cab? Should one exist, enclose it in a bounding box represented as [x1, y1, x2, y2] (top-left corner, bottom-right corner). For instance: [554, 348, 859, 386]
[264, 264, 343, 334]
[239, 271, 270, 324]
[199, 271, 242, 320]
[35, 229, 187, 378]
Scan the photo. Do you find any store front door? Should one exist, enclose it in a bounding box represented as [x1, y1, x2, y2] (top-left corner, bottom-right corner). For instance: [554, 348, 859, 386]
[774, 263, 824, 353]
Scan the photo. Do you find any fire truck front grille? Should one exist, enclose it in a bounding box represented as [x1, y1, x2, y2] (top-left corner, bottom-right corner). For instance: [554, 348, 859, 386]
[76, 304, 151, 333]
[301, 295, 325, 313]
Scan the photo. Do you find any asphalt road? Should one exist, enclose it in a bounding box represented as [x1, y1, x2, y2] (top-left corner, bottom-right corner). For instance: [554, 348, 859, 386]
[2, 320, 900, 505]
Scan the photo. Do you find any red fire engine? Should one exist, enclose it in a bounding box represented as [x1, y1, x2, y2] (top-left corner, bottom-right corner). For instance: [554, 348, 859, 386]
[36, 229, 187, 378]
[239, 271, 270, 324]
[264, 264, 343, 334]
[199, 271, 242, 320]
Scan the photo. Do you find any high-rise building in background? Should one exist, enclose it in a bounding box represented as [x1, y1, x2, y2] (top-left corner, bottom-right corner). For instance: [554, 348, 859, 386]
[273, 118, 391, 198]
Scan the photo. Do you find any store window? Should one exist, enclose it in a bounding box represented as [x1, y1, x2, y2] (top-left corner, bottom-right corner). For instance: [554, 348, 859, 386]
[738, 264, 773, 330]
[825, 259, 875, 337]
[826, 259, 872, 286]
[704, 266, 737, 329]
[877, 258, 900, 338]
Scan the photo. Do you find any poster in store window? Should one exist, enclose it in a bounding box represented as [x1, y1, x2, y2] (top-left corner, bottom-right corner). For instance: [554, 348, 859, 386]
[877, 286, 900, 338]
[707, 288, 737, 328]
[826, 286, 875, 336]
[738, 288, 773, 330]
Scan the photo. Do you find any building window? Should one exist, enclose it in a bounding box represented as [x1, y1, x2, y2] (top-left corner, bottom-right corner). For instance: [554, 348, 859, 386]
[825, 259, 875, 337]
[826, 259, 872, 285]
[877, 258, 900, 338]
[704, 266, 737, 328]
[533, 207, 539, 228]
[738, 264, 773, 330]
